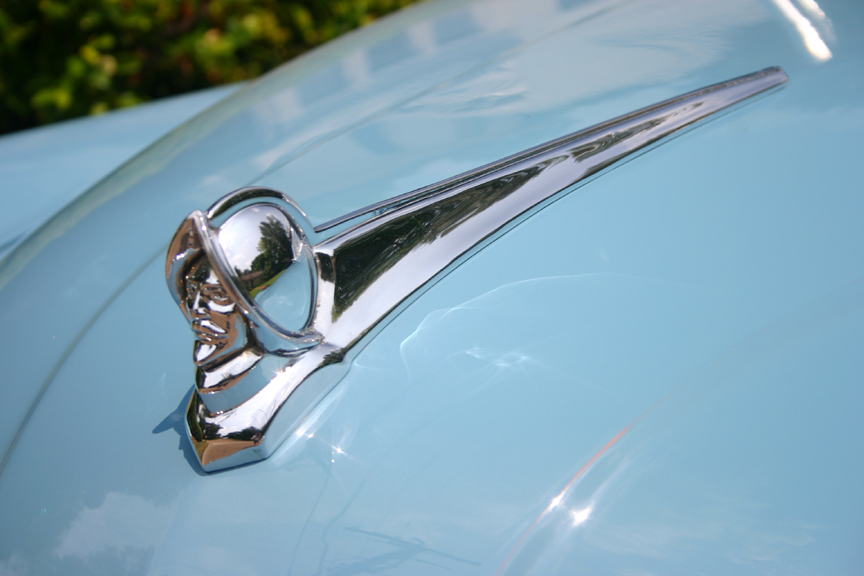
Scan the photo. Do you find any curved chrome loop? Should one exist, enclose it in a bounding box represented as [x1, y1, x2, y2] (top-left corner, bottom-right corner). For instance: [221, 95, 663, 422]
[166, 189, 323, 416]
[168, 67, 788, 471]
[207, 186, 315, 231]
[168, 189, 322, 353]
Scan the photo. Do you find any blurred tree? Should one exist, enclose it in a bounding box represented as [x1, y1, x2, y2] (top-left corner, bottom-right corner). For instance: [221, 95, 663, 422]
[0, 0, 420, 135]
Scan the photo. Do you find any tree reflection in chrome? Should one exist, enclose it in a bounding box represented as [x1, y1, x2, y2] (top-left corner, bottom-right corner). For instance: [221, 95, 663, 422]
[166, 199, 318, 418]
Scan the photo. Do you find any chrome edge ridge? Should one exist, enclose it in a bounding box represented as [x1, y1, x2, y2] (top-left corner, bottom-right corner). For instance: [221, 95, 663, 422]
[178, 66, 788, 471]
[314, 66, 788, 232]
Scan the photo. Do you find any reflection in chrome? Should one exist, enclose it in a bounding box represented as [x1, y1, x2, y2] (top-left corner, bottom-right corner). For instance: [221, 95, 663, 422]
[166, 197, 322, 419]
[167, 67, 788, 472]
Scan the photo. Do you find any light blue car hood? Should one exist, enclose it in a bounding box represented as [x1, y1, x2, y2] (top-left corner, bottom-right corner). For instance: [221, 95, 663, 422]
[0, 84, 240, 259]
[0, 0, 862, 574]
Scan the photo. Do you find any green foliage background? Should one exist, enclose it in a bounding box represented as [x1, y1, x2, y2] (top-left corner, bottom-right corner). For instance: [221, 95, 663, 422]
[0, 0, 420, 135]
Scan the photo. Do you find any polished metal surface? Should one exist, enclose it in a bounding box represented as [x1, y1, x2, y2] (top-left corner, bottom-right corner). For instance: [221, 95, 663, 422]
[168, 67, 788, 471]
[166, 194, 322, 421]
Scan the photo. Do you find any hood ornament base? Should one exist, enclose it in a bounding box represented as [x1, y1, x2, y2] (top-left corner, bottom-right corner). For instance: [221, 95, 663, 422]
[166, 67, 788, 471]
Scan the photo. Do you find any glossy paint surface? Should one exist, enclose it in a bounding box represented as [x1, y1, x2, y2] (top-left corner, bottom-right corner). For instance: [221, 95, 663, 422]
[0, 84, 239, 260]
[182, 69, 791, 472]
[0, 0, 862, 574]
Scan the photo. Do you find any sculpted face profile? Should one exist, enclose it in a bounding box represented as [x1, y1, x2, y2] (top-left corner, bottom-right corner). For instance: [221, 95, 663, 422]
[184, 256, 249, 368]
[166, 190, 321, 416]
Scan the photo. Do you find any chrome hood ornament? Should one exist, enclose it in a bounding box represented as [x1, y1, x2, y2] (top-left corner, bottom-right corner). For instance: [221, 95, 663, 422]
[167, 67, 787, 471]
[166, 192, 321, 414]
